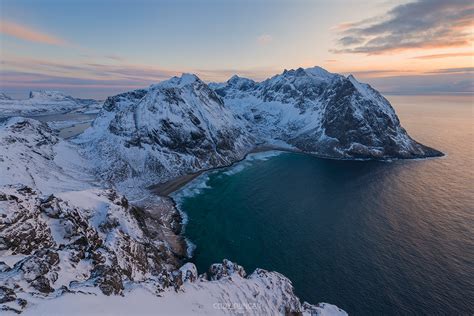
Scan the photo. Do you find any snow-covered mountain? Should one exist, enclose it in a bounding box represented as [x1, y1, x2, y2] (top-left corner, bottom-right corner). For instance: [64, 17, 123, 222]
[0, 117, 95, 194]
[0, 66, 443, 315]
[0, 93, 12, 101]
[76, 74, 254, 193]
[76, 67, 442, 195]
[0, 91, 102, 117]
[212, 66, 443, 159]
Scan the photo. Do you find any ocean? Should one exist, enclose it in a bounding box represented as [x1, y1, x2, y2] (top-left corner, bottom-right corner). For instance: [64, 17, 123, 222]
[174, 95, 474, 315]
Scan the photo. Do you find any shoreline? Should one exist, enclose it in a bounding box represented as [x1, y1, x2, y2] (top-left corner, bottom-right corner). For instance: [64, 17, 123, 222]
[148, 144, 443, 197]
[148, 145, 298, 196]
[148, 144, 297, 260]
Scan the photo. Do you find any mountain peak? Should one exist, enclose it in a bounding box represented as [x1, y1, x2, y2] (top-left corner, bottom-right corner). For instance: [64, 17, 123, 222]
[228, 74, 241, 82]
[179, 73, 201, 84]
[279, 66, 335, 81]
[29, 90, 71, 100]
[0, 92, 12, 100]
[227, 74, 255, 86]
[155, 73, 203, 89]
[304, 66, 335, 80]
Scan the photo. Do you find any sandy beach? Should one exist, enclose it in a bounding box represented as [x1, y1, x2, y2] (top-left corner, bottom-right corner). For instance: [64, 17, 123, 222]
[149, 145, 297, 196]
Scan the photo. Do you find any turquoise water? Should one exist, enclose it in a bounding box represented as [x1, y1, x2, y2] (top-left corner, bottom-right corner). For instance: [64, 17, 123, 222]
[176, 95, 474, 315]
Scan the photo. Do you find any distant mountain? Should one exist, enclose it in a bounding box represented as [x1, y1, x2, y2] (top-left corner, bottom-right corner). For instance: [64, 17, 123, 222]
[0, 92, 12, 100]
[0, 90, 102, 116]
[28, 90, 75, 101]
[0, 117, 94, 194]
[212, 66, 443, 159]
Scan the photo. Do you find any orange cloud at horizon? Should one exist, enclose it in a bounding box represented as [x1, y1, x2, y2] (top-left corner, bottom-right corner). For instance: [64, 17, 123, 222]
[0, 20, 67, 46]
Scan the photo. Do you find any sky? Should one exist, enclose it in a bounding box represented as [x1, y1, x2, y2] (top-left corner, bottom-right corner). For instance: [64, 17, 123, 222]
[0, 0, 473, 98]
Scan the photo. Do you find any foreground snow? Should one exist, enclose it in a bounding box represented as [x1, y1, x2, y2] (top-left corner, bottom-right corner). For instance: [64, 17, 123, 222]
[22, 278, 346, 316]
[0, 184, 346, 315]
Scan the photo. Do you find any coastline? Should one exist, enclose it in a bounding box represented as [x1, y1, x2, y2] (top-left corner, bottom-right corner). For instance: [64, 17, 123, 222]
[148, 143, 444, 197]
[148, 145, 298, 196]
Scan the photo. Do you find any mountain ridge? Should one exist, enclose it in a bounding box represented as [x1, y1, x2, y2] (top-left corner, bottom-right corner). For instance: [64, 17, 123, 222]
[74, 66, 442, 196]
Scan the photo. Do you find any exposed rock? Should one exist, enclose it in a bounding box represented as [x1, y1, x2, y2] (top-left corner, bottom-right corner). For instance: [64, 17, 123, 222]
[0, 286, 16, 303]
[212, 66, 442, 159]
[74, 74, 254, 195]
[209, 259, 247, 280]
[0, 185, 185, 304]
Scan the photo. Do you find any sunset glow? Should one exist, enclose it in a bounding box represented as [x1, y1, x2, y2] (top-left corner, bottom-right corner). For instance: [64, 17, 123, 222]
[0, 0, 472, 98]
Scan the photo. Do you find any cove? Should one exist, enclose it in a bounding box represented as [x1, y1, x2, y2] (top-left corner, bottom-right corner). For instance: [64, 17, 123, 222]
[173, 96, 474, 315]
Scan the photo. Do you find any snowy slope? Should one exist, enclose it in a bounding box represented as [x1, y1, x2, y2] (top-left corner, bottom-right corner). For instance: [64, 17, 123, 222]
[0, 185, 345, 316]
[0, 91, 102, 116]
[0, 117, 95, 194]
[75, 74, 254, 195]
[0, 93, 12, 101]
[0, 185, 184, 311]
[212, 66, 443, 159]
[19, 261, 347, 316]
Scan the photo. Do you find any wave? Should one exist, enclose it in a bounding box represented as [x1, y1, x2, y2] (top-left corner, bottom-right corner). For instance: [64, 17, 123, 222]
[170, 150, 285, 258]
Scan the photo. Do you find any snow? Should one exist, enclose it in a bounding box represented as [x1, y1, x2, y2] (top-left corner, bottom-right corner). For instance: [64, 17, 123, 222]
[18, 267, 347, 316]
[0, 117, 96, 195]
[74, 74, 254, 199]
[0, 90, 101, 116]
[0, 65, 440, 315]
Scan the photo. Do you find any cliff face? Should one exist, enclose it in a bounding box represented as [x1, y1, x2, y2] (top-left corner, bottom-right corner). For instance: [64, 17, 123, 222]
[0, 185, 346, 316]
[75, 67, 441, 196]
[76, 74, 254, 192]
[212, 66, 443, 159]
[0, 186, 184, 297]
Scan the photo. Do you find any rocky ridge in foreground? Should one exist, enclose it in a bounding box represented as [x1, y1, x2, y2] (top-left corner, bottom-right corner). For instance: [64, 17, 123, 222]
[0, 117, 346, 315]
[0, 185, 345, 315]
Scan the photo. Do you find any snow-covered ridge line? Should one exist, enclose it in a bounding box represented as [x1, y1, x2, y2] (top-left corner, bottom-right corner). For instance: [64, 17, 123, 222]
[0, 90, 102, 117]
[76, 66, 442, 199]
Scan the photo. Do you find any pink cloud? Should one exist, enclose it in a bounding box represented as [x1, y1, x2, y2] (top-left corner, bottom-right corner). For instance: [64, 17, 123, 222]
[0, 20, 67, 46]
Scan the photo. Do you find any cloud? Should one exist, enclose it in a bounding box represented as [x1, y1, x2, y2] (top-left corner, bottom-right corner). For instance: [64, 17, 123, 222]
[426, 67, 474, 74]
[411, 52, 473, 59]
[363, 72, 474, 95]
[342, 69, 415, 77]
[332, 0, 474, 54]
[0, 20, 67, 46]
[340, 67, 473, 78]
[0, 56, 281, 98]
[257, 34, 273, 45]
[104, 54, 125, 61]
